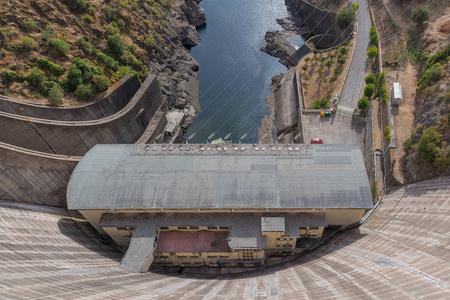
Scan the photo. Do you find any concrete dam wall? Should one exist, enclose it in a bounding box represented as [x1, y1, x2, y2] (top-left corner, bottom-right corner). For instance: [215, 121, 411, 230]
[286, 0, 354, 48]
[0, 74, 167, 156]
[0, 143, 79, 207]
[0, 75, 140, 121]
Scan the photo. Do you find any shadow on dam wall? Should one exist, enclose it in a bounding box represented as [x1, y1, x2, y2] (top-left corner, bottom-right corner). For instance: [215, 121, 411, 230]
[0, 145, 79, 207]
[0, 74, 168, 156]
[286, 0, 354, 49]
[0, 75, 140, 121]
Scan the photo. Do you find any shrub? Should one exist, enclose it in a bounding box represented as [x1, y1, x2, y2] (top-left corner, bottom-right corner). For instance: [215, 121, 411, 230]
[336, 7, 355, 29]
[313, 48, 318, 55]
[342, 40, 350, 46]
[77, 38, 97, 55]
[375, 71, 386, 96]
[107, 34, 125, 59]
[370, 26, 378, 45]
[334, 68, 340, 74]
[364, 84, 375, 97]
[309, 97, 330, 109]
[48, 84, 64, 106]
[403, 138, 414, 151]
[77, 0, 86, 9]
[337, 56, 345, 64]
[145, 36, 156, 48]
[92, 75, 110, 92]
[37, 58, 64, 76]
[428, 66, 443, 82]
[304, 57, 311, 63]
[357, 97, 370, 110]
[365, 74, 376, 84]
[325, 61, 333, 69]
[0, 69, 23, 84]
[426, 43, 450, 70]
[418, 127, 442, 162]
[329, 77, 337, 83]
[412, 5, 430, 26]
[20, 36, 38, 50]
[49, 38, 70, 55]
[367, 45, 379, 59]
[102, 6, 116, 22]
[384, 126, 391, 140]
[352, 3, 359, 11]
[74, 83, 95, 101]
[97, 52, 119, 71]
[42, 25, 54, 41]
[381, 84, 389, 104]
[27, 67, 46, 87]
[302, 65, 308, 71]
[83, 14, 93, 24]
[117, 19, 125, 29]
[339, 47, 347, 55]
[21, 19, 36, 32]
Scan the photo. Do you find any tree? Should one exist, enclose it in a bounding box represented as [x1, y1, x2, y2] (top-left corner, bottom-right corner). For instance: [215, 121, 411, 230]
[325, 61, 333, 69]
[352, 3, 359, 11]
[27, 67, 46, 87]
[367, 45, 379, 59]
[370, 26, 378, 45]
[365, 74, 376, 84]
[364, 84, 375, 97]
[107, 34, 125, 59]
[48, 84, 64, 106]
[418, 127, 442, 162]
[357, 97, 370, 110]
[375, 71, 386, 97]
[74, 83, 95, 101]
[336, 7, 356, 29]
[92, 75, 110, 92]
[412, 5, 430, 26]
[339, 47, 348, 55]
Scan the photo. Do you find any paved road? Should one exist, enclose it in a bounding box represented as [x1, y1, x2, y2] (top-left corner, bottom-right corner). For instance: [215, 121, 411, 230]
[339, 0, 371, 109]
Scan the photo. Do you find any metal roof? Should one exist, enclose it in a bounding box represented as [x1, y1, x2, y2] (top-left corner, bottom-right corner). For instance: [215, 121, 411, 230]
[67, 144, 373, 210]
[393, 82, 402, 99]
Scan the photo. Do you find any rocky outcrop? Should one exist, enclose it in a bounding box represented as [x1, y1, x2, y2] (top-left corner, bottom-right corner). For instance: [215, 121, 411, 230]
[261, 31, 297, 67]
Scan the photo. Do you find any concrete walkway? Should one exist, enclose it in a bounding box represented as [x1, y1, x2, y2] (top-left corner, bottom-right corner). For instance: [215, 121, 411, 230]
[338, 0, 371, 109]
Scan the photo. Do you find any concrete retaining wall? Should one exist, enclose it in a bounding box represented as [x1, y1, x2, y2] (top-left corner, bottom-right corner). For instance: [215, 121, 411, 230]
[0, 75, 140, 121]
[0, 75, 167, 156]
[0, 145, 79, 207]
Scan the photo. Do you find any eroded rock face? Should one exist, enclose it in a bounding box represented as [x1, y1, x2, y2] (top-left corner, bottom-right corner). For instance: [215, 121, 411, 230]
[261, 31, 297, 67]
[180, 0, 207, 27]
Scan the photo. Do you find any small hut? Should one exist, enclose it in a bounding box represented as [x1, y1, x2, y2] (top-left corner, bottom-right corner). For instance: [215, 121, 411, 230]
[392, 83, 403, 106]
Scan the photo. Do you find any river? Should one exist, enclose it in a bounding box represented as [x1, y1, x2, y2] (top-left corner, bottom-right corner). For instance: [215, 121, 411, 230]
[185, 0, 303, 143]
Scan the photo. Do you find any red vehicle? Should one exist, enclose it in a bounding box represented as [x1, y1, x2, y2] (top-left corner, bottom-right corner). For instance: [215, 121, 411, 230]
[311, 138, 324, 144]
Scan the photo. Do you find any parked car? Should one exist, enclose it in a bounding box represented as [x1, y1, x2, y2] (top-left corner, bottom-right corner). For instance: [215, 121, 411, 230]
[311, 138, 324, 144]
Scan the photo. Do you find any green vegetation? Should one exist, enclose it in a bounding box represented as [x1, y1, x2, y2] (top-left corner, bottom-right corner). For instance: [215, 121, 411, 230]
[412, 5, 430, 26]
[27, 67, 46, 88]
[342, 40, 350, 46]
[42, 24, 55, 41]
[74, 83, 95, 101]
[77, 0, 87, 9]
[337, 55, 345, 64]
[375, 71, 386, 97]
[21, 19, 36, 32]
[357, 97, 370, 110]
[339, 47, 347, 55]
[107, 34, 125, 59]
[336, 7, 355, 29]
[83, 14, 94, 24]
[365, 74, 376, 84]
[92, 75, 110, 92]
[418, 127, 441, 162]
[364, 84, 375, 97]
[48, 84, 64, 106]
[0, 69, 23, 86]
[20, 36, 38, 50]
[352, 3, 359, 11]
[309, 97, 330, 109]
[302, 65, 308, 71]
[403, 138, 414, 152]
[370, 26, 378, 45]
[325, 61, 333, 69]
[384, 126, 391, 140]
[37, 58, 64, 77]
[48, 38, 70, 55]
[367, 45, 379, 59]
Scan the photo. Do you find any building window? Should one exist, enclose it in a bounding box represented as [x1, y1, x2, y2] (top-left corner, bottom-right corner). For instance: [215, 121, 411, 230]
[178, 226, 188, 230]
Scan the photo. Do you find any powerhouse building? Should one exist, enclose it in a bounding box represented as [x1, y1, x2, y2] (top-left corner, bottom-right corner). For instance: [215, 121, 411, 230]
[67, 143, 373, 273]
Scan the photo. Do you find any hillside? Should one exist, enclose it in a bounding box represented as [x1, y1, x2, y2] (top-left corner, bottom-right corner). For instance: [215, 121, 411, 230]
[0, 0, 204, 108]
[369, 0, 450, 183]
